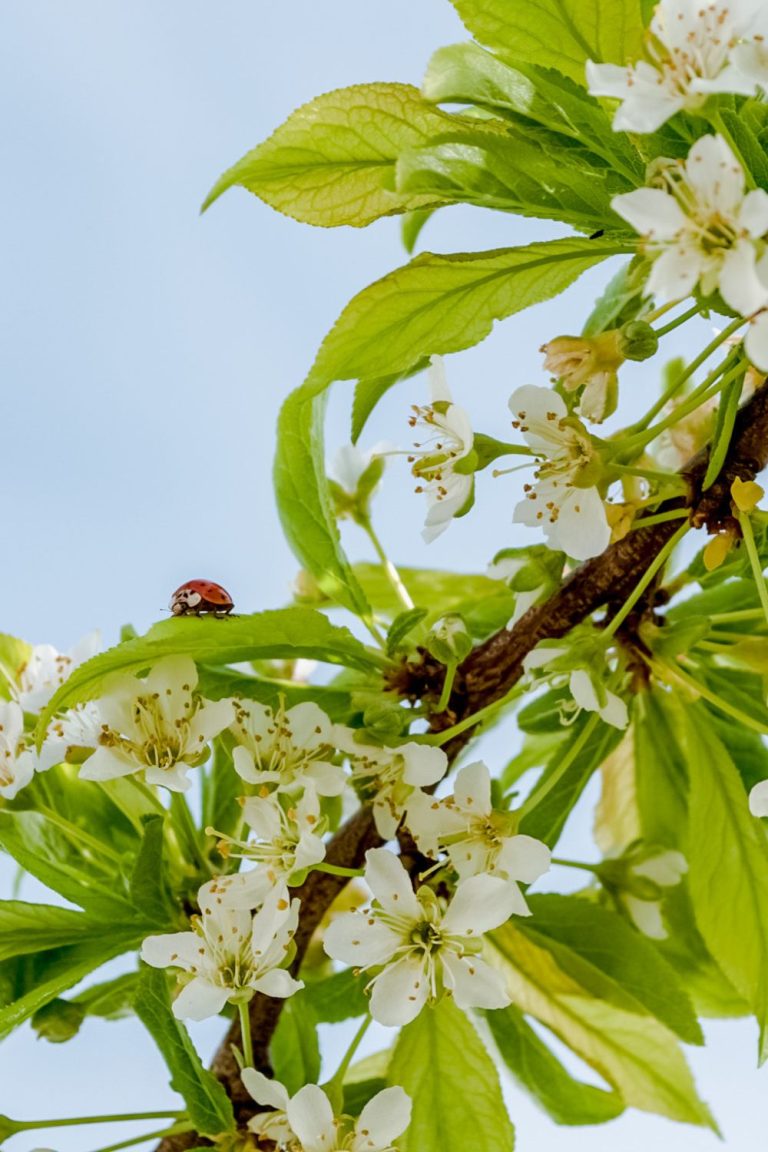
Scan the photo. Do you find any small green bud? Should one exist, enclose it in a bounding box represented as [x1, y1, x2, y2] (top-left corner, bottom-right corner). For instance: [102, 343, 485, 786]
[617, 320, 659, 362]
[362, 699, 406, 739]
[425, 614, 473, 665]
[32, 998, 85, 1043]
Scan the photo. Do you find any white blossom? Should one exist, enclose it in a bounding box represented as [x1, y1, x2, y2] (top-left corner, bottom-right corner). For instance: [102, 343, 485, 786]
[509, 385, 610, 560]
[749, 778, 768, 817]
[140, 884, 303, 1020]
[231, 698, 346, 797]
[612, 135, 768, 315]
[523, 646, 629, 730]
[409, 356, 474, 543]
[587, 0, 768, 133]
[78, 655, 233, 792]
[407, 761, 551, 913]
[243, 1073, 411, 1152]
[334, 731, 448, 839]
[204, 787, 327, 909]
[15, 631, 100, 714]
[0, 700, 36, 800]
[324, 848, 515, 1026]
[618, 849, 688, 939]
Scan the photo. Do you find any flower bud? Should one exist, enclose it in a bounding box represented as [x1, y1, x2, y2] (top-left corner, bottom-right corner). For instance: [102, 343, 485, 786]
[425, 614, 472, 665]
[616, 320, 658, 362]
[31, 998, 85, 1043]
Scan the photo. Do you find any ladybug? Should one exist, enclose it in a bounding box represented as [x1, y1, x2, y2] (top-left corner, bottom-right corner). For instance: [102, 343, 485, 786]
[170, 580, 235, 617]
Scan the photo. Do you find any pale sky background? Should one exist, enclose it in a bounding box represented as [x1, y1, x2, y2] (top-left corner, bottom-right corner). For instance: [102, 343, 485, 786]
[0, 2, 763, 1150]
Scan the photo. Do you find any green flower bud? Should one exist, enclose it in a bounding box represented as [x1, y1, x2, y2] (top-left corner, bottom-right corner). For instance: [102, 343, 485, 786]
[618, 320, 659, 362]
[32, 998, 85, 1043]
[425, 614, 473, 665]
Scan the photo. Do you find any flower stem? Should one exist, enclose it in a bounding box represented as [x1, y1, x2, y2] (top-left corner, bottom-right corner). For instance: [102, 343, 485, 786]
[551, 856, 600, 873]
[602, 521, 690, 640]
[359, 516, 414, 611]
[87, 1123, 193, 1152]
[517, 712, 601, 819]
[631, 508, 690, 531]
[736, 510, 768, 630]
[238, 999, 254, 1070]
[653, 302, 701, 338]
[314, 862, 365, 878]
[328, 1015, 372, 1091]
[11, 1111, 186, 1131]
[651, 657, 768, 733]
[415, 682, 525, 746]
[435, 662, 457, 712]
[624, 318, 745, 437]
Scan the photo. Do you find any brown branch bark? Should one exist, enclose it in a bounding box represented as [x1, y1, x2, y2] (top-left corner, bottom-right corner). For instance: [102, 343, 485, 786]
[158, 379, 768, 1149]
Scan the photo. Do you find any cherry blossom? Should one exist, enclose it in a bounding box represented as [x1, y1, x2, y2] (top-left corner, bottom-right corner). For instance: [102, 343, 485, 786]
[406, 761, 551, 912]
[334, 731, 448, 839]
[140, 884, 302, 1020]
[324, 847, 516, 1026]
[523, 646, 629, 730]
[230, 698, 346, 797]
[15, 631, 100, 714]
[78, 656, 233, 792]
[508, 385, 610, 560]
[244, 1073, 411, 1152]
[612, 135, 768, 316]
[203, 787, 327, 909]
[0, 700, 36, 800]
[409, 356, 475, 543]
[587, 0, 768, 133]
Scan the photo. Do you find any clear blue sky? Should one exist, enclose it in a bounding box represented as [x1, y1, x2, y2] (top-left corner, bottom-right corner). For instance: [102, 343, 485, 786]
[0, 2, 760, 1150]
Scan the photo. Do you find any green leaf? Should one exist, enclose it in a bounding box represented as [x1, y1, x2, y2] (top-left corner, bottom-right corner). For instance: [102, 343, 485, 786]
[202, 84, 455, 226]
[274, 388, 373, 620]
[198, 666, 353, 721]
[677, 701, 768, 1061]
[129, 815, 176, 926]
[582, 257, 651, 336]
[350, 358, 429, 444]
[525, 894, 703, 1044]
[38, 608, 384, 739]
[72, 970, 140, 1020]
[308, 237, 631, 388]
[485, 1003, 624, 1125]
[449, 0, 647, 84]
[423, 45, 642, 183]
[0, 901, 110, 962]
[519, 714, 623, 848]
[0, 932, 144, 1038]
[134, 966, 236, 1137]
[401, 208, 436, 254]
[270, 994, 321, 1094]
[390, 998, 515, 1152]
[303, 968, 369, 1023]
[0, 811, 134, 918]
[396, 131, 621, 232]
[489, 924, 715, 1127]
[634, 690, 689, 849]
[386, 608, 429, 654]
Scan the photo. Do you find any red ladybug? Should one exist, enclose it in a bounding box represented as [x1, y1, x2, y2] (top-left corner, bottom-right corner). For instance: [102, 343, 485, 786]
[170, 580, 235, 617]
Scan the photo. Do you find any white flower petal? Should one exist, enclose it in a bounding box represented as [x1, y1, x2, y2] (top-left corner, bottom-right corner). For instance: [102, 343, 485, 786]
[287, 1085, 336, 1152]
[745, 311, 768, 370]
[646, 244, 702, 303]
[497, 834, 551, 884]
[365, 848, 420, 919]
[353, 1086, 412, 1151]
[719, 240, 768, 315]
[547, 486, 610, 561]
[611, 188, 687, 239]
[440, 952, 511, 1010]
[241, 1069, 290, 1112]
[623, 894, 667, 939]
[750, 779, 768, 817]
[400, 743, 448, 787]
[370, 954, 429, 1026]
[634, 850, 688, 886]
[252, 969, 304, 999]
[324, 915, 399, 967]
[599, 691, 629, 730]
[453, 761, 492, 815]
[172, 977, 230, 1021]
[140, 931, 203, 972]
[78, 745, 138, 782]
[738, 188, 768, 238]
[443, 873, 520, 936]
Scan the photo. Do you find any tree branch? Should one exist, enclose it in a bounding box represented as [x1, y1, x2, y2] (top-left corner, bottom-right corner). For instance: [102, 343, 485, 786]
[157, 379, 768, 1149]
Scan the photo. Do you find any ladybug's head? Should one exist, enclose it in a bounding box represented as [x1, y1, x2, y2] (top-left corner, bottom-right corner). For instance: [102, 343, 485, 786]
[169, 586, 202, 614]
